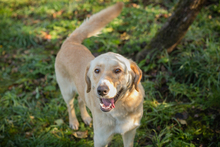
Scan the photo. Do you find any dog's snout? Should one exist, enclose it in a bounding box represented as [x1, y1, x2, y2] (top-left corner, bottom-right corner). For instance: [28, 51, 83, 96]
[97, 85, 109, 96]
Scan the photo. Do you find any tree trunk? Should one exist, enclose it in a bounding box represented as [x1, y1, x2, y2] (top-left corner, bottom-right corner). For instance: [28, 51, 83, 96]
[136, 0, 206, 62]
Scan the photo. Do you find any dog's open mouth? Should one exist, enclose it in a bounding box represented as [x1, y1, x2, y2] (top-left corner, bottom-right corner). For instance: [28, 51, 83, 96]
[99, 89, 123, 112]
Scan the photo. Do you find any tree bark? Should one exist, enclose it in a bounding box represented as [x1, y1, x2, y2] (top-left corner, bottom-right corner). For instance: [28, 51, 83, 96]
[136, 0, 206, 62]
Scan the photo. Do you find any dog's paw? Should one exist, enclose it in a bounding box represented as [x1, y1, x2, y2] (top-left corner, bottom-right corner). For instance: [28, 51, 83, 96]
[69, 120, 79, 130]
[82, 116, 92, 126]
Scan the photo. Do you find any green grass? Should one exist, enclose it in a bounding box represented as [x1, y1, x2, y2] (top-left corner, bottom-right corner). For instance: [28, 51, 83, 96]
[0, 0, 220, 146]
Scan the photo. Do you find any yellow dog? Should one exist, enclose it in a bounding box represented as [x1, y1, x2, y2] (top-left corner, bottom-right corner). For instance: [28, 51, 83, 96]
[55, 3, 144, 146]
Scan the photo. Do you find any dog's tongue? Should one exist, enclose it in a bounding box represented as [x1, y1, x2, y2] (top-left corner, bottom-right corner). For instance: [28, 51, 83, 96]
[102, 98, 115, 108]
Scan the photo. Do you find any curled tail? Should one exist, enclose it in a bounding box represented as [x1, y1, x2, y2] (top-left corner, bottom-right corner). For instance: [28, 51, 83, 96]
[67, 2, 124, 44]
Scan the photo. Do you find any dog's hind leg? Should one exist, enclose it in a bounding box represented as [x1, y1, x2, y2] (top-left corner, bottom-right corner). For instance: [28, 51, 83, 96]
[56, 71, 79, 130]
[63, 91, 79, 130]
[77, 96, 92, 126]
[60, 84, 79, 130]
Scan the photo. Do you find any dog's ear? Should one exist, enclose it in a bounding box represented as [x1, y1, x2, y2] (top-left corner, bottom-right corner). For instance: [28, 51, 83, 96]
[85, 63, 91, 93]
[130, 60, 142, 92]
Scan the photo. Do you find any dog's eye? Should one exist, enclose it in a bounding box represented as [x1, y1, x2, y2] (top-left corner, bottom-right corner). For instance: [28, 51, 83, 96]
[114, 68, 121, 74]
[94, 69, 100, 74]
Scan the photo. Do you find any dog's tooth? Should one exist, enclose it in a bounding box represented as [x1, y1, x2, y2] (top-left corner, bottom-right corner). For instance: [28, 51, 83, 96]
[100, 103, 105, 108]
[100, 102, 113, 110]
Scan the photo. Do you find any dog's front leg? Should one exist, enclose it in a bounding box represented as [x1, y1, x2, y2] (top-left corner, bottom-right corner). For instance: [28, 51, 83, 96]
[122, 128, 137, 147]
[93, 122, 114, 147]
[94, 130, 113, 147]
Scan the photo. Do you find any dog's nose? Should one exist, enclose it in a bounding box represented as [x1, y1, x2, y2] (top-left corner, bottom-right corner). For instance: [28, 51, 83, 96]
[97, 85, 109, 96]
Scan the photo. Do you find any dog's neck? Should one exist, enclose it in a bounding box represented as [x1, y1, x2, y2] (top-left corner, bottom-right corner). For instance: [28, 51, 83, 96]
[117, 85, 143, 113]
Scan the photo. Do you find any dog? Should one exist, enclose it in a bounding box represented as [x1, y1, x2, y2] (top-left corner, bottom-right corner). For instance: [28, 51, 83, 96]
[55, 2, 144, 147]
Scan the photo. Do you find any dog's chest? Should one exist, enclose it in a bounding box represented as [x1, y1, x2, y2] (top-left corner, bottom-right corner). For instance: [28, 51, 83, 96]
[110, 112, 140, 134]
[115, 118, 140, 134]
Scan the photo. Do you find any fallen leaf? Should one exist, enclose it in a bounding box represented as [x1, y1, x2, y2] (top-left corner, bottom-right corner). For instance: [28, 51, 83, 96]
[178, 119, 187, 125]
[163, 14, 168, 18]
[132, 3, 140, 8]
[2, 51, 5, 56]
[40, 31, 51, 41]
[72, 130, 88, 138]
[54, 119, 64, 126]
[45, 34, 51, 41]
[120, 32, 130, 40]
[25, 132, 33, 138]
[105, 27, 113, 33]
[53, 10, 64, 18]
[30, 116, 35, 119]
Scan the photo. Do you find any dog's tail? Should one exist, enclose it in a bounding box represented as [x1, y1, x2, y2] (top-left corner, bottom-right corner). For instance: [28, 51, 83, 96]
[67, 2, 123, 44]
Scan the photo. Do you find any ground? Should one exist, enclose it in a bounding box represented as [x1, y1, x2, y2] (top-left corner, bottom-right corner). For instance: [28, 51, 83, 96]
[0, 0, 220, 146]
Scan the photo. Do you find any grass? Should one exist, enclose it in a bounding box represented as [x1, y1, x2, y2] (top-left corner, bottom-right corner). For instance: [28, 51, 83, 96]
[0, 0, 220, 146]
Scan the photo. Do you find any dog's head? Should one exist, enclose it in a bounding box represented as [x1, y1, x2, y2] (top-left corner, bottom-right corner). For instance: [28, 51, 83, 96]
[85, 52, 142, 112]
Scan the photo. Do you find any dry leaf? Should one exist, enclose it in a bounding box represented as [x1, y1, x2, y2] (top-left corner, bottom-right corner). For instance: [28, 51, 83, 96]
[40, 31, 51, 41]
[54, 119, 64, 126]
[105, 27, 113, 33]
[45, 34, 51, 41]
[72, 130, 88, 138]
[53, 10, 64, 18]
[30, 116, 35, 119]
[25, 132, 33, 138]
[178, 119, 187, 125]
[120, 32, 130, 40]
